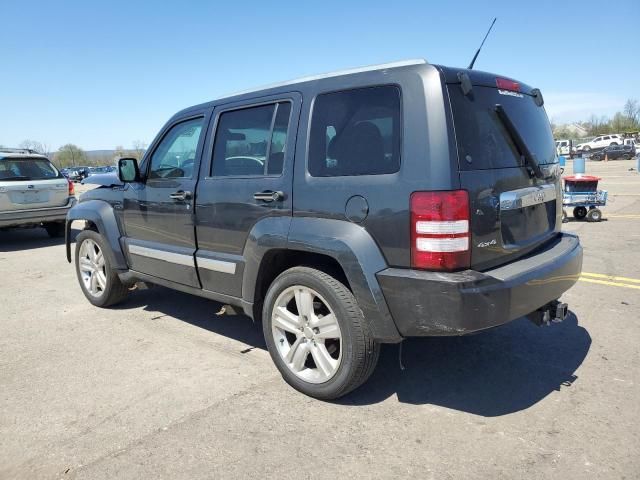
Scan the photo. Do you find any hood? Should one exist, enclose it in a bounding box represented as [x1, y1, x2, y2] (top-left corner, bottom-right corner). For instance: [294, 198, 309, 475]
[81, 172, 122, 187]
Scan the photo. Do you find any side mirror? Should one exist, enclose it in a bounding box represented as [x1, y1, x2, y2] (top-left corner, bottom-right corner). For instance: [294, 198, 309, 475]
[118, 158, 141, 183]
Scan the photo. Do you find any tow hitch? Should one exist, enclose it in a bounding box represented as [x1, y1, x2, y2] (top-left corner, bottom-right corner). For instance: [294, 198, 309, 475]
[528, 300, 569, 326]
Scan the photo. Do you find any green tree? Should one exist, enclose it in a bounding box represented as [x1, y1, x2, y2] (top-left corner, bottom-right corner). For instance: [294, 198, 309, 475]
[57, 144, 87, 167]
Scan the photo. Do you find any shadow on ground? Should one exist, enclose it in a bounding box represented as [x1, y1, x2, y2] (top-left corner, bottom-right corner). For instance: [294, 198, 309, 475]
[0, 228, 79, 252]
[117, 287, 590, 416]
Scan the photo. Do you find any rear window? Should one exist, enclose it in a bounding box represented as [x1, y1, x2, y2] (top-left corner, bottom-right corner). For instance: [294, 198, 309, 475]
[448, 85, 556, 170]
[308, 86, 401, 177]
[0, 158, 60, 180]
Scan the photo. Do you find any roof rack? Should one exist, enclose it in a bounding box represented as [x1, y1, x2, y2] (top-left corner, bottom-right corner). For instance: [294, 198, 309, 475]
[0, 147, 37, 154]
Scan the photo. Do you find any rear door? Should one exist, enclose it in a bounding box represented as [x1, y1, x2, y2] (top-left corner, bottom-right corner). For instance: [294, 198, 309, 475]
[447, 79, 561, 270]
[0, 157, 68, 211]
[194, 94, 300, 297]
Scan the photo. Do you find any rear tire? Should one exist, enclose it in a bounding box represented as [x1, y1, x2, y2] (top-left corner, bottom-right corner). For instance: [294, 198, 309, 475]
[586, 208, 602, 222]
[573, 206, 588, 220]
[582, 146, 591, 152]
[75, 230, 129, 307]
[44, 222, 65, 238]
[262, 266, 380, 400]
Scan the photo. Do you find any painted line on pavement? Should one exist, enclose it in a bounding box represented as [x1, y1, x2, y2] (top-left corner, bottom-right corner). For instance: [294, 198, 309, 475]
[582, 272, 640, 284]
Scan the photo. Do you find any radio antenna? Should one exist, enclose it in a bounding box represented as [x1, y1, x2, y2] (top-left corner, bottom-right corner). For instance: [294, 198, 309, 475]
[467, 17, 497, 70]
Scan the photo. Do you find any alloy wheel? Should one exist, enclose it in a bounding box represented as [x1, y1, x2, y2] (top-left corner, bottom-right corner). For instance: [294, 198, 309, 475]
[271, 285, 342, 384]
[78, 239, 107, 297]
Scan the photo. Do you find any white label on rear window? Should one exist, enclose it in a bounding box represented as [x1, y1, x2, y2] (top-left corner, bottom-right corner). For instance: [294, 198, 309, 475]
[498, 89, 524, 98]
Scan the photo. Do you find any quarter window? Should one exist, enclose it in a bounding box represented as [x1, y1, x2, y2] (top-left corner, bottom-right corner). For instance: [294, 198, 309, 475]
[148, 117, 204, 179]
[308, 86, 401, 177]
[211, 102, 292, 177]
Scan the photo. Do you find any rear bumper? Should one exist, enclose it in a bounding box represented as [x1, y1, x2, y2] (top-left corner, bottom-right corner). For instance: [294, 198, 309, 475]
[0, 197, 77, 228]
[377, 233, 583, 336]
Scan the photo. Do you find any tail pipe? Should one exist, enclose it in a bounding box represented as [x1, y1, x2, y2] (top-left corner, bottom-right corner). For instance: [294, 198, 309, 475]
[528, 300, 569, 327]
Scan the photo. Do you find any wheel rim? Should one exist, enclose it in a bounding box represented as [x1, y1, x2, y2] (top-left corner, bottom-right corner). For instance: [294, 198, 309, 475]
[271, 286, 342, 384]
[78, 239, 107, 298]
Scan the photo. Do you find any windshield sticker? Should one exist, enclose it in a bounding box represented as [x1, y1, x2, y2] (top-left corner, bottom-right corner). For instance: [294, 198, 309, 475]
[498, 89, 524, 98]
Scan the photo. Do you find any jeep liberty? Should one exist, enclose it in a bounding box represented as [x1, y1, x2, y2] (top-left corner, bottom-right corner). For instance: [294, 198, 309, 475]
[66, 60, 583, 399]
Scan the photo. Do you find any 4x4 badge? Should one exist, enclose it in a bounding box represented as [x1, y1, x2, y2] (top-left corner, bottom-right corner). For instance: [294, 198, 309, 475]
[477, 239, 497, 248]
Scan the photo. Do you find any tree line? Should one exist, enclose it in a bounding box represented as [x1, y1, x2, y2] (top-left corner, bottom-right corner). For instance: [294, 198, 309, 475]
[552, 98, 640, 140]
[2, 140, 147, 168]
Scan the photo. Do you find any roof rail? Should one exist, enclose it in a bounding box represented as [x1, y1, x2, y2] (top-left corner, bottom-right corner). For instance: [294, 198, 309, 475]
[0, 147, 37, 154]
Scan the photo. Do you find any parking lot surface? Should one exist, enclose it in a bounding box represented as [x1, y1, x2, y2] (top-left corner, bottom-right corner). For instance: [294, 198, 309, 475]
[1, 161, 639, 479]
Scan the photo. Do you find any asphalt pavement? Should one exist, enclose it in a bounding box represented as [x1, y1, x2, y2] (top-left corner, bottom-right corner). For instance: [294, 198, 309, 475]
[1, 159, 639, 479]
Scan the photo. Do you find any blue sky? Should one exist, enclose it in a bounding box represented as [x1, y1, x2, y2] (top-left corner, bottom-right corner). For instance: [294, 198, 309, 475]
[1, 0, 638, 150]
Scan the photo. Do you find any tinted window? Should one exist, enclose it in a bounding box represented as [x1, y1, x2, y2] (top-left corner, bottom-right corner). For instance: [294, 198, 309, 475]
[212, 102, 291, 177]
[309, 86, 401, 177]
[0, 158, 60, 180]
[448, 86, 556, 170]
[149, 117, 204, 179]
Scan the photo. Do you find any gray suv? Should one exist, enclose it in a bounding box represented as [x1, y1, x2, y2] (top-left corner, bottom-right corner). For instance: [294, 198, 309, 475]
[66, 60, 583, 399]
[1, 149, 76, 236]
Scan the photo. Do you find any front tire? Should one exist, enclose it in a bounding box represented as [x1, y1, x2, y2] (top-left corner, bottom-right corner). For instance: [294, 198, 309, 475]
[75, 230, 129, 307]
[262, 267, 380, 400]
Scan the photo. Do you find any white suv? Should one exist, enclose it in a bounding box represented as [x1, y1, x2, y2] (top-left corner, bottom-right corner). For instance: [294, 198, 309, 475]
[576, 134, 623, 152]
[0, 149, 76, 236]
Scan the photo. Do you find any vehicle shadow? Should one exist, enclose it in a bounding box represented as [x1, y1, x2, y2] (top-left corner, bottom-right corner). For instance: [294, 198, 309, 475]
[116, 287, 589, 416]
[0, 228, 80, 252]
[341, 312, 590, 415]
[115, 287, 267, 349]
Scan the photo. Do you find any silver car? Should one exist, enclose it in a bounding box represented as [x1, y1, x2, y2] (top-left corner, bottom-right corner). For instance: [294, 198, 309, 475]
[0, 149, 76, 237]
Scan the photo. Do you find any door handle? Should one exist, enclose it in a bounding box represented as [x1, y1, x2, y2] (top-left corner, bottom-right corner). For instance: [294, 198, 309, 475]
[169, 190, 192, 201]
[253, 190, 284, 202]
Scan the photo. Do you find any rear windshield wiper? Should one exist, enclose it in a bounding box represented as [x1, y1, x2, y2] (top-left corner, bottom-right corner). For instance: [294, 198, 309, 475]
[494, 104, 544, 179]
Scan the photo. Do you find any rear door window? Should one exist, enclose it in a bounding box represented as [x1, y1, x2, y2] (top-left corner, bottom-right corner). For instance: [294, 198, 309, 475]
[211, 102, 292, 177]
[448, 85, 556, 170]
[308, 86, 401, 177]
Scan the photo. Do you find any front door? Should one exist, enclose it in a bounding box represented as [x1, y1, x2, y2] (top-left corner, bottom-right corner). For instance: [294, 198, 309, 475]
[194, 94, 300, 297]
[122, 114, 208, 287]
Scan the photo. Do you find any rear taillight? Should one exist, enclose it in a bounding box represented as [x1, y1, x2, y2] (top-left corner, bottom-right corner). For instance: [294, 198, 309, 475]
[68, 179, 75, 196]
[411, 190, 470, 271]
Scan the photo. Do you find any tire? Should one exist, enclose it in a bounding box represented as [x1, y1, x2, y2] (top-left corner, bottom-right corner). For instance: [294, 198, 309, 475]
[44, 221, 65, 238]
[582, 145, 591, 152]
[592, 154, 601, 161]
[622, 154, 631, 160]
[75, 230, 129, 307]
[610, 142, 618, 146]
[586, 208, 602, 222]
[573, 206, 588, 220]
[262, 266, 380, 400]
